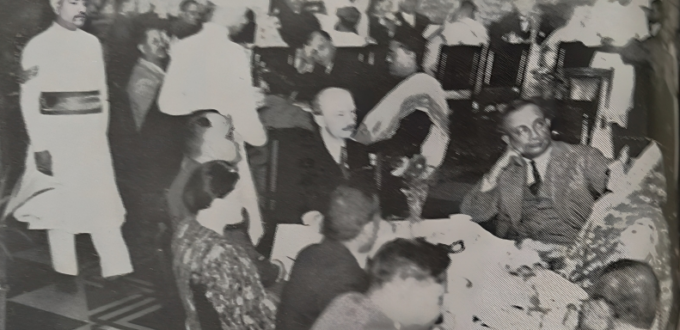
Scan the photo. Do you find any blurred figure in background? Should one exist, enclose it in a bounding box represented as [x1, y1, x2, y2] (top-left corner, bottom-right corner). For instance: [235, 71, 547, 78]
[312, 238, 450, 330]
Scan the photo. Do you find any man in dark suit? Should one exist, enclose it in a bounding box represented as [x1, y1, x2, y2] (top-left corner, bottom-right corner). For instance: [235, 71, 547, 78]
[295, 30, 374, 103]
[273, 0, 322, 48]
[276, 181, 380, 330]
[258, 88, 372, 257]
[461, 99, 610, 257]
[394, 0, 430, 36]
[269, 87, 372, 224]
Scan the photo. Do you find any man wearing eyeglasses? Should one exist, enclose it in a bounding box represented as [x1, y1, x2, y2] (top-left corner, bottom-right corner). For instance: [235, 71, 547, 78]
[461, 99, 610, 262]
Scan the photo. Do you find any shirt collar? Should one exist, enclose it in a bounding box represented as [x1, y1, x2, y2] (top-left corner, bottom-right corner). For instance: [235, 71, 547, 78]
[319, 126, 346, 164]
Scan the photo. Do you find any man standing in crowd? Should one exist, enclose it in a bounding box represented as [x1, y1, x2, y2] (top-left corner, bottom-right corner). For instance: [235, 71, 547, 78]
[9, 0, 132, 292]
[276, 182, 380, 330]
[312, 238, 450, 330]
[461, 100, 609, 256]
[423, 0, 488, 76]
[158, 0, 267, 246]
[168, 0, 203, 40]
[127, 27, 168, 131]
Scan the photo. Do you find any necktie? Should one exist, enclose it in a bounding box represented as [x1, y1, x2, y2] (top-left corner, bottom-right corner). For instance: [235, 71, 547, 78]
[529, 160, 541, 195]
[340, 145, 350, 179]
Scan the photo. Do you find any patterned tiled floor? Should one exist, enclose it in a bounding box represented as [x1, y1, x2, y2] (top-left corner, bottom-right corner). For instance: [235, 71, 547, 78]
[5, 229, 184, 330]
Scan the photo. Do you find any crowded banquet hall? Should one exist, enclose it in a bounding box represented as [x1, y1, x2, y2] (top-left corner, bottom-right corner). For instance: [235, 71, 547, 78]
[0, 0, 677, 329]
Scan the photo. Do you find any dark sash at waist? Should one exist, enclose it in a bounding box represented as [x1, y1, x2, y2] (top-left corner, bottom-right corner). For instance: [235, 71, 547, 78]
[40, 91, 102, 115]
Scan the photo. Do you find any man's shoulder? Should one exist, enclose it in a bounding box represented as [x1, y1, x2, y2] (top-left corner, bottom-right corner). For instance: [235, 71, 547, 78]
[554, 141, 606, 161]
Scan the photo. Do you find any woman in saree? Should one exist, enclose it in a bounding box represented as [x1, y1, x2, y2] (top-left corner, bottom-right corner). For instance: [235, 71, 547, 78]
[354, 27, 450, 220]
[557, 142, 673, 330]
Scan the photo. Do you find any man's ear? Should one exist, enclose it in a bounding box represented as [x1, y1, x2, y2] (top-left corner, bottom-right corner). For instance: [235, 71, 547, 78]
[137, 44, 145, 55]
[501, 135, 510, 145]
[545, 118, 551, 128]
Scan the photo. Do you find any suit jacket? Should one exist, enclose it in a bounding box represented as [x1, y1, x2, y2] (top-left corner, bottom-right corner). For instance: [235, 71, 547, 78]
[270, 126, 372, 224]
[394, 12, 431, 36]
[461, 141, 609, 242]
[276, 239, 370, 330]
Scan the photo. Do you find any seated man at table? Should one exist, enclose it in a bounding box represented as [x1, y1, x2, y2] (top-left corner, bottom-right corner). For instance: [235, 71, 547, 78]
[423, 0, 488, 76]
[312, 238, 450, 330]
[276, 182, 380, 330]
[273, 0, 322, 48]
[294, 30, 371, 102]
[394, 0, 430, 37]
[269, 88, 372, 225]
[461, 99, 610, 252]
[579, 259, 659, 330]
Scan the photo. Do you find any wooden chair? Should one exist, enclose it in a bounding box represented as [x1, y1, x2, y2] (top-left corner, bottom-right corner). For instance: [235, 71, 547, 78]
[435, 44, 486, 100]
[478, 42, 531, 104]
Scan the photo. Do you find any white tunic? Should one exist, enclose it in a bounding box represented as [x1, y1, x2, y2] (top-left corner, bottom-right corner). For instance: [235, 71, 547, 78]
[158, 22, 267, 243]
[11, 23, 125, 234]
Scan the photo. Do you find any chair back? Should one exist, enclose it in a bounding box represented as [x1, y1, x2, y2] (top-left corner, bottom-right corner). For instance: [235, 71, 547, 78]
[435, 44, 485, 93]
[484, 42, 531, 90]
[556, 41, 598, 70]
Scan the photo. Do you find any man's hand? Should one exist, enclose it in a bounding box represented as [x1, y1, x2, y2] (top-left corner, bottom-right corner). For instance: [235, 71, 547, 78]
[302, 210, 323, 231]
[35, 150, 52, 176]
[480, 147, 520, 192]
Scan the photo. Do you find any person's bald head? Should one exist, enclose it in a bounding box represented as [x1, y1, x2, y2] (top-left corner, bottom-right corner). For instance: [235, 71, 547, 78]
[312, 88, 357, 139]
[589, 259, 660, 329]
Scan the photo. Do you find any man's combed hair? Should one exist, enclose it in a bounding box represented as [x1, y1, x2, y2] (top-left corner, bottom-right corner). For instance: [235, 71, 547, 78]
[497, 98, 553, 133]
[368, 238, 451, 287]
[322, 180, 378, 242]
[182, 160, 239, 215]
[593, 259, 660, 329]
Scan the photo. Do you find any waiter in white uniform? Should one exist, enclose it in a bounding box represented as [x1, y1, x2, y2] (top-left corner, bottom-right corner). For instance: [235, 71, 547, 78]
[588, 0, 650, 157]
[9, 0, 133, 284]
[158, 0, 267, 245]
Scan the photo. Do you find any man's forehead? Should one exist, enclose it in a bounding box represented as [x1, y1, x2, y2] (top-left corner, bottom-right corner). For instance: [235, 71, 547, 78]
[319, 91, 354, 113]
[505, 105, 544, 126]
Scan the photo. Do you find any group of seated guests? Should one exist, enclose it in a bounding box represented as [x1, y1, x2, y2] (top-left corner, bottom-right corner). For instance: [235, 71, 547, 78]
[98, 1, 669, 329]
[165, 123, 663, 330]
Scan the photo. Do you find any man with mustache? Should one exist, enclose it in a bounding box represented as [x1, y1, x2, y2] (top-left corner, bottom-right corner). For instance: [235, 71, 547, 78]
[260, 88, 372, 255]
[9, 0, 132, 292]
[461, 99, 610, 262]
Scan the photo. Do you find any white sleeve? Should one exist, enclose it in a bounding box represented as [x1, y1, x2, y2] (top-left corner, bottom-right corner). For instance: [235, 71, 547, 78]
[229, 49, 267, 147]
[20, 41, 49, 152]
[157, 44, 194, 116]
[421, 125, 449, 168]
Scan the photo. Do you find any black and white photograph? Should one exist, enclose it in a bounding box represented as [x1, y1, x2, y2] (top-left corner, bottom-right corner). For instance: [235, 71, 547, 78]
[0, 0, 678, 329]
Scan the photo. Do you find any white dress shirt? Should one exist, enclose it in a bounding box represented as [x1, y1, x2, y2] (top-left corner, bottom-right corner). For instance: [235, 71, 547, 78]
[523, 147, 552, 186]
[320, 127, 346, 164]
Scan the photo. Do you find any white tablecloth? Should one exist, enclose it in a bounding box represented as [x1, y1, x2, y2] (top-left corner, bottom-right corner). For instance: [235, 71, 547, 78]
[270, 215, 586, 329]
